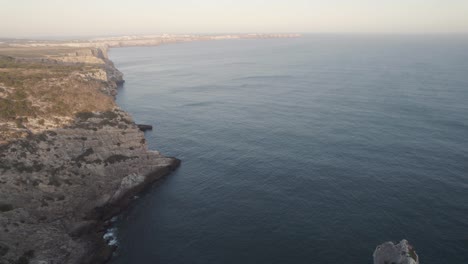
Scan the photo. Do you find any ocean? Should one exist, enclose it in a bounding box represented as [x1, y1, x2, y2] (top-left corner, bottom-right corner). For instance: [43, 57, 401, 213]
[109, 35, 468, 264]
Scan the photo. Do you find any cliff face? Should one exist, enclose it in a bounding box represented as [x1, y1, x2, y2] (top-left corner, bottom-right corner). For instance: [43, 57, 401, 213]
[0, 47, 179, 264]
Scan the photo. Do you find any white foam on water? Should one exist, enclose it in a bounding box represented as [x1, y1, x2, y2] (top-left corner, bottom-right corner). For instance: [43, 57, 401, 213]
[103, 227, 118, 246]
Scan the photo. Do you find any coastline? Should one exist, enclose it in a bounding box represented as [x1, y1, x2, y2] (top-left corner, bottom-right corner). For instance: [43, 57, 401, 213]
[0, 45, 180, 264]
[0, 34, 299, 263]
[76, 49, 183, 264]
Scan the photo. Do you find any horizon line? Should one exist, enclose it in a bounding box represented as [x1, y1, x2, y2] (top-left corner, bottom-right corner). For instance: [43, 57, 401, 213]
[2, 31, 468, 41]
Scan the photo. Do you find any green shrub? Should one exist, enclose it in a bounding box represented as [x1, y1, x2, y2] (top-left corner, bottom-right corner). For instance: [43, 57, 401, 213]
[0, 98, 37, 120]
[101, 110, 118, 120]
[0, 203, 14, 212]
[75, 112, 95, 120]
[15, 118, 24, 128]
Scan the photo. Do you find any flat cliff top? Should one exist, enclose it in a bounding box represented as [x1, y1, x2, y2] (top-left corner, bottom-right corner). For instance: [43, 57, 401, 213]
[0, 46, 120, 143]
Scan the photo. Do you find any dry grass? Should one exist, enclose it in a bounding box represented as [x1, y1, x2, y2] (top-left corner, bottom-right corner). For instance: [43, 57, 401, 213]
[0, 52, 115, 141]
[0, 46, 88, 58]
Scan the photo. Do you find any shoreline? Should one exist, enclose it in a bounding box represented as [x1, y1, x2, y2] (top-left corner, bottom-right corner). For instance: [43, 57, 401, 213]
[0, 44, 181, 264]
[0, 34, 299, 263]
[80, 49, 182, 263]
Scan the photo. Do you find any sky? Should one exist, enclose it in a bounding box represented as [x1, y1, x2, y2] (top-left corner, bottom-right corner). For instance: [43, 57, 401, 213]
[1, 0, 468, 38]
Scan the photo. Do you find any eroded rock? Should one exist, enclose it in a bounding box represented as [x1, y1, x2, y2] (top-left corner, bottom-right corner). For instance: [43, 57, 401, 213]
[374, 239, 419, 264]
[0, 109, 180, 263]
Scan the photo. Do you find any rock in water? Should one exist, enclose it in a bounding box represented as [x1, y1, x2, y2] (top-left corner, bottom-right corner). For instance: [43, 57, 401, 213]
[373, 239, 419, 264]
[137, 124, 153, 131]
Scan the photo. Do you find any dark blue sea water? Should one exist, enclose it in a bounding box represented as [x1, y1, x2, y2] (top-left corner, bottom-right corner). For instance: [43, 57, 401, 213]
[109, 35, 468, 264]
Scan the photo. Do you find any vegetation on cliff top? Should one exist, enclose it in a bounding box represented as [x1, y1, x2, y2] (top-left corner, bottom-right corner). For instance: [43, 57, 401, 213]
[0, 51, 115, 141]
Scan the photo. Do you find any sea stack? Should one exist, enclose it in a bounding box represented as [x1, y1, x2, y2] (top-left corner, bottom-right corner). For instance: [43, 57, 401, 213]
[373, 239, 419, 264]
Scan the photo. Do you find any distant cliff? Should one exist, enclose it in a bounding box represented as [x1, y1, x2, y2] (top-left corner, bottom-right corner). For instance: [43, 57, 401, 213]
[5, 33, 301, 49]
[0, 46, 179, 263]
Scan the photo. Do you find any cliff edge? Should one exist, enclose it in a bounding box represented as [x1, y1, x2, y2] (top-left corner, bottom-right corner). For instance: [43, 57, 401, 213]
[0, 46, 179, 264]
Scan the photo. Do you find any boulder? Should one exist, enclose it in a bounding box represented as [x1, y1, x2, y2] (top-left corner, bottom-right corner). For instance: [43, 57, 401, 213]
[374, 239, 419, 264]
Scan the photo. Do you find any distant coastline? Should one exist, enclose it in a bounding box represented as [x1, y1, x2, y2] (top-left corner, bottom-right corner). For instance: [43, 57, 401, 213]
[4, 33, 301, 48]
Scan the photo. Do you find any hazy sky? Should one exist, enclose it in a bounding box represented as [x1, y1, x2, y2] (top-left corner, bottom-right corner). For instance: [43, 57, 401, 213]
[1, 0, 468, 37]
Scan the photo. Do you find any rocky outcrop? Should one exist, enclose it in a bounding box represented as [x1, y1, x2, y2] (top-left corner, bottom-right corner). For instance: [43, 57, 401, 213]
[374, 240, 419, 264]
[104, 57, 124, 88]
[63, 47, 124, 95]
[0, 108, 180, 264]
[52, 46, 124, 95]
[136, 124, 153, 131]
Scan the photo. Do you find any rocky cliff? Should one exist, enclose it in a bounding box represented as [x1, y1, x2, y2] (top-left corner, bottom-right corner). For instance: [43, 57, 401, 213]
[0, 47, 179, 264]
